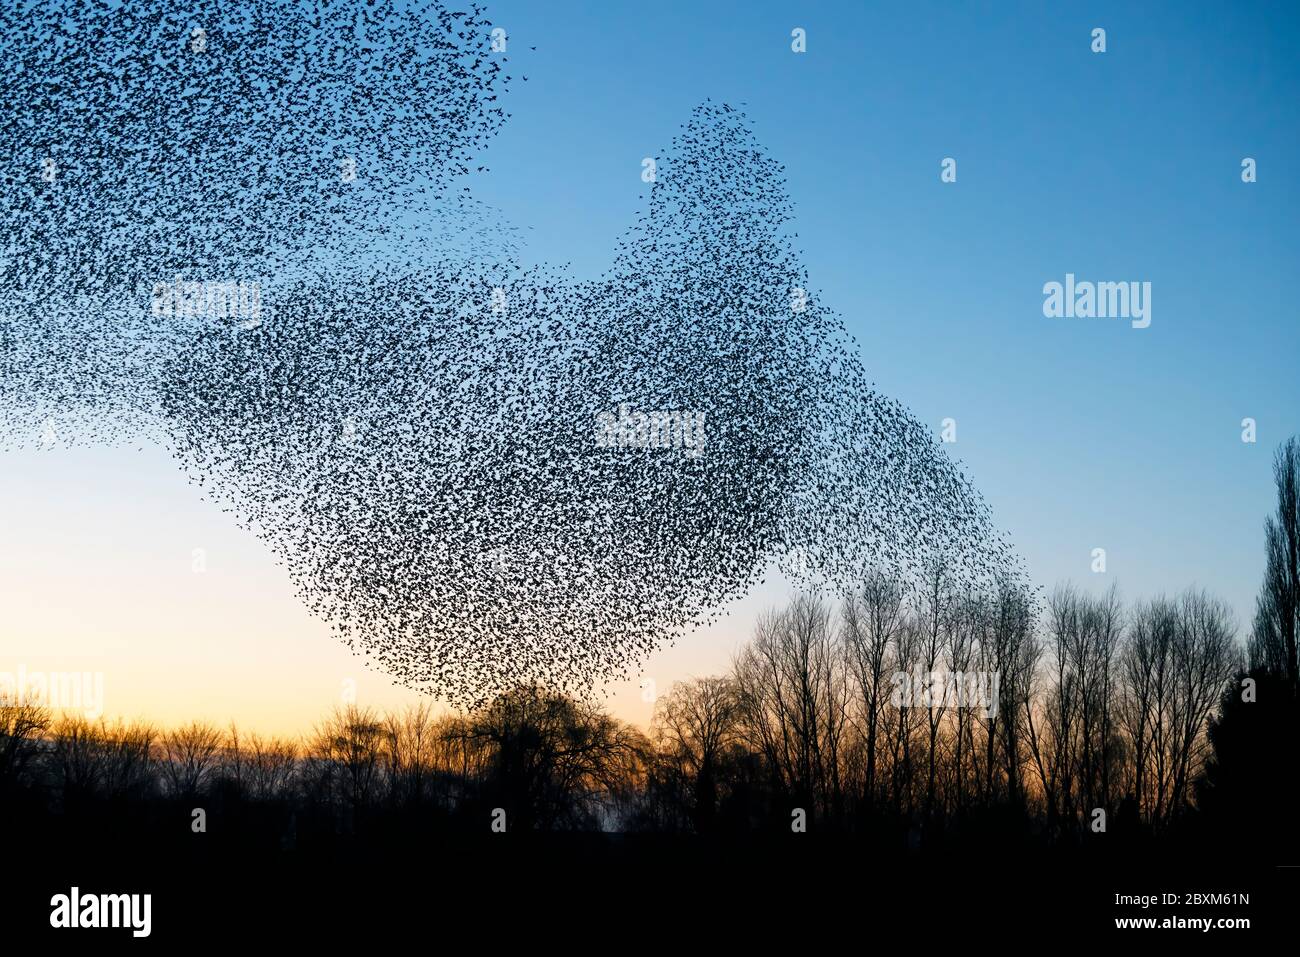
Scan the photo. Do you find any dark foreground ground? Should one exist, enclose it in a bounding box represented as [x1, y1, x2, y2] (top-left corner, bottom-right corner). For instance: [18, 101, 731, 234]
[5, 817, 1297, 946]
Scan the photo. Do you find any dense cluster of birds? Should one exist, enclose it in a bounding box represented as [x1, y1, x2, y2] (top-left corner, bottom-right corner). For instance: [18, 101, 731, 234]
[0, 0, 515, 439]
[0, 3, 1023, 707]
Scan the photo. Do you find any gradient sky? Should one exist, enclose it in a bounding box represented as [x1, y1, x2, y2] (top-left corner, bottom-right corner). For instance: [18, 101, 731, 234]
[2, 0, 1298, 735]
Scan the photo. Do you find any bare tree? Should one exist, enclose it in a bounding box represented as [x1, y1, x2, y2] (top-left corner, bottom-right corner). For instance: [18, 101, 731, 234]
[916, 559, 950, 820]
[886, 613, 924, 814]
[246, 733, 298, 802]
[384, 703, 437, 808]
[944, 588, 980, 814]
[451, 686, 646, 830]
[1119, 597, 1171, 821]
[52, 715, 107, 802]
[733, 594, 848, 826]
[1117, 591, 1237, 827]
[0, 697, 51, 793]
[307, 705, 386, 824]
[651, 676, 741, 833]
[1165, 590, 1238, 818]
[1028, 585, 1081, 830]
[1070, 584, 1122, 815]
[160, 721, 223, 799]
[99, 720, 156, 801]
[1250, 437, 1300, 693]
[981, 576, 1038, 810]
[842, 571, 904, 809]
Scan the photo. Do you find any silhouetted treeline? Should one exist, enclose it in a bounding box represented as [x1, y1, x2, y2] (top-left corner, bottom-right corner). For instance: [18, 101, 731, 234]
[0, 584, 1260, 845]
[2, 439, 1298, 856]
[1199, 436, 1300, 852]
[640, 579, 1239, 843]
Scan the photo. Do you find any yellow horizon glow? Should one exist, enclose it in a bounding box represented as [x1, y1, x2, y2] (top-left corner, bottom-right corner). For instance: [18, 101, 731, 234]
[0, 443, 767, 738]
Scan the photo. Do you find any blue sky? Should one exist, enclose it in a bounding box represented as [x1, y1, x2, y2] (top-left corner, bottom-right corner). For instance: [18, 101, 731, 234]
[2, 0, 1297, 729]
[472, 0, 1299, 617]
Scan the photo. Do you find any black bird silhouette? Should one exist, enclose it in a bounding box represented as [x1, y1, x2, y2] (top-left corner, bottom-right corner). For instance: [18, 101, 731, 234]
[0, 1, 1025, 709]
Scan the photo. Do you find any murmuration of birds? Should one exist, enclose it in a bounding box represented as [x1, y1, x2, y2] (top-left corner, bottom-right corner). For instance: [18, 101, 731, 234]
[0, 1, 1027, 708]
